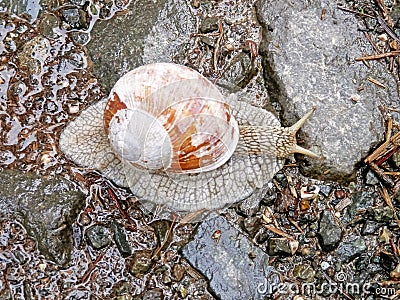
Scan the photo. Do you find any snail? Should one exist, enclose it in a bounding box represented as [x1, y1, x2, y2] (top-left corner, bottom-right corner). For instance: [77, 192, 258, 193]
[59, 63, 318, 217]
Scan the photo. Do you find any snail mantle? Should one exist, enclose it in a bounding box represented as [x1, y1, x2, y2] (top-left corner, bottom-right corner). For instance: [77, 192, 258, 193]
[59, 63, 318, 216]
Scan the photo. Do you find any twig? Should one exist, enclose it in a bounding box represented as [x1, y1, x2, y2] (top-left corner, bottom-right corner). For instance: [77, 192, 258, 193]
[355, 51, 400, 61]
[107, 186, 137, 230]
[213, 19, 224, 73]
[262, 224, 295, 241]
[152, 215, 176, 259]
[80, 250, 106, 283]
[336, 6, 375, 19]
[367, 76, 386, 88]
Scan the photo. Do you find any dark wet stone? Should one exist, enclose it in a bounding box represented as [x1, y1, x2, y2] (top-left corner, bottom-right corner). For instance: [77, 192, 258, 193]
[219, 52, 257, 91]
[0, 169, 85, 266]
[241, 215, 262, 237]
[268, 237, 298, 256]
[367, 206, 394, 223]
[172, 263, 186, 281]
[61, 8, 88, 30]
[380, 251, 398, 272]
[318, 211, 342, 251]
[200, 16, 219, 33]
[361, 220, 381, 235]
[142, 288, 163, 300]
[343, 190, 376, 224]
[293, 264, 315, 282]
[149, 220, 172, 252]
[182, 215, 279, 300]
[127, 249, 153, 277]
[87, 0, 195, 92]
[335, 237, 367, 263]
[256, 1, 399, 183]
[1, 0, 41, 22]
[70, 31, 90, 46]
[85, 225, 112, 249]
[113, 280, 136, 298]
[111, 221, 132, 257]
[38, 13, 60, 39]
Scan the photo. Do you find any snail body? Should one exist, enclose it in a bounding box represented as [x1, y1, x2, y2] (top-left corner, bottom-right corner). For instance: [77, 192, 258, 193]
[59, 63, 318, 214]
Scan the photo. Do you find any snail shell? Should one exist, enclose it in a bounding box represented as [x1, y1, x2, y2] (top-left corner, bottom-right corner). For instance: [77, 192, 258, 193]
[59, 63, 318, 215]
[103, 63, 239, 173]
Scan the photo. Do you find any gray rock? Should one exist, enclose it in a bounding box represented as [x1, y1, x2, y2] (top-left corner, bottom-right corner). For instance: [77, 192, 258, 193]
[336, 237, 367, 263]
[200, 16, 219, 33]
[127, 249, 153, 277]
[60, 8, 88, 30]
[0, 169, 85, 266]
[87, 0, 195, 92]
[86, 224, 112, 249]
[111, 220, 132, 257]
[343, 190, 376, 224]
[256, 0, 399, 182]
[182, 215, 279, 300]
[318, 211, 342, 251]
[368, 206, 394, 223]
[361, 220, 381, 236]
[0, 0, 41, 22]
[293, 263, 315, 282]
[268, 237, 298, 256]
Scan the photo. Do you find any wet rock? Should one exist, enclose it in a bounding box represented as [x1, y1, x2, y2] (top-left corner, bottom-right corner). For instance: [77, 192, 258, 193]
[0, 169, 85, 266]
[343, 190, 376, 224]
[182, 215, 279, 300]
[127, 249, 153, 277]
[241, 215, 262, 236]
[60, 8, 88, 30]
[142, 288, 163, 300]
[365, 171, 380, 185]
[256, 1, 399, 182]
[380, 251, 398, 271]
[85, 225, 112, 249]
[293, 264, 315, 282]
[361, 220, 381, 235]
[111, 221, 132, 257]
[38, 13, 60, 39]
[219, 52, 257, 91]
[18, 35, 51, 74]
[268, 237, 299, 256]
[1, 0, 41, 22]
[172, 263, 186, 281]
[113, 280, 135, 299]
[318, 211, 342, 251]
[335, 237, 367, 263]
[367, 206, 394, 223]
[200, 16, 219, 33]
[149, 220, 172, 252]
[87, 0, 195, 92]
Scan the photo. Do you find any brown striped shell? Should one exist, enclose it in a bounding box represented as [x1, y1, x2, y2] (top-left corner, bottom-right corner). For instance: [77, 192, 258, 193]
[103, 63, 239, 173]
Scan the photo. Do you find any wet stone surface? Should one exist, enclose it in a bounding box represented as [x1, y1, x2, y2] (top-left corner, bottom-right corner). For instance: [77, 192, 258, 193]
[0, 169, 85, 266]
[256, 0, 400, 183]
[87, 0, 195, 92]
[182, 215, 279, 300]
[318, 211, 343, 251]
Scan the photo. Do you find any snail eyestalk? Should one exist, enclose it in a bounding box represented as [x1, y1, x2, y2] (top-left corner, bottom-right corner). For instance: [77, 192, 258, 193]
[276, 107, 320, 159]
